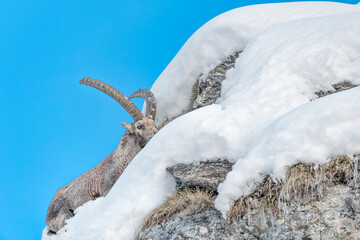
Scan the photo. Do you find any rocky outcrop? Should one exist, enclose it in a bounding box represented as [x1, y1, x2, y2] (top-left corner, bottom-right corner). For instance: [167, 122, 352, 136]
[191, 52, 241, 110]
[315, 81, 358, 98]
[138, 210, 259, 240]
[143, 54, 360, 240]
[228, 184, 360, 240]
[158, 51, 241, 130]
[166, 160, 234, 193]
[268, 185, 360, 239]
[138, 156, 360, 240]
[138, 185, 360, 240]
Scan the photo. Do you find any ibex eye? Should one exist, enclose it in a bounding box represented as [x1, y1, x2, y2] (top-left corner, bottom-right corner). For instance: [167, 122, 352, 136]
[137, 125, 144, 130]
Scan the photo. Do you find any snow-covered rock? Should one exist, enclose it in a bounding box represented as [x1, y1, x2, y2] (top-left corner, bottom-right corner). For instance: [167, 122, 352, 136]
[191, 52, 241, 110]
[43, 2, 360, 240]
[139, 178, 360, 240]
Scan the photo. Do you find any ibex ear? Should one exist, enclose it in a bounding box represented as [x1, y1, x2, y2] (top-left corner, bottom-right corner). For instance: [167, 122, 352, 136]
[121, 121, 134, 134]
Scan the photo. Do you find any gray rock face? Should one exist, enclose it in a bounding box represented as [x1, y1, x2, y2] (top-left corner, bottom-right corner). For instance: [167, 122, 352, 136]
[242, 185, 360, 240]
[192, 52, 240, 109]
[284, 186, 360, 239]
[158, 52, 241, 130]
[138, 210, 259, 240]
[315, 81, 358, 98]
[139, 158, 360, 240]
[138, 185, 360, 240]
[166, 160, 234, 193]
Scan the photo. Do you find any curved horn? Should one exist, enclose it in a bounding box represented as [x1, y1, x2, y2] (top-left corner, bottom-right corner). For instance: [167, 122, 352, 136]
[129, 89, 157, 120]
[80, 77, 144, 122]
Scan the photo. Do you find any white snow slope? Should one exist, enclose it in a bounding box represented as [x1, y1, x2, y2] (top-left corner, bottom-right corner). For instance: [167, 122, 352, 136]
[43, 2, 360, 240]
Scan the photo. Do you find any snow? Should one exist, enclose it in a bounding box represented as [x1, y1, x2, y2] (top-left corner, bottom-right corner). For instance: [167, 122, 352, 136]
[43, 2, 360, 240]
[152, 1, 360, 125]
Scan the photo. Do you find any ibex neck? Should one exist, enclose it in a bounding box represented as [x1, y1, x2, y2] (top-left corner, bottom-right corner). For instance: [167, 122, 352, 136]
[114, 132, 142, 164]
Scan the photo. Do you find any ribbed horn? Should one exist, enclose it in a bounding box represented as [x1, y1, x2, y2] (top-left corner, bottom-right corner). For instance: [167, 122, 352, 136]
[129, 89, 157, 120]
[80, 77, 144, 122]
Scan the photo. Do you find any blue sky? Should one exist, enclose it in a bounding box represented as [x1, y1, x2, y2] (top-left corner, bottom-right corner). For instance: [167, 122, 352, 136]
[0, 0, 358, 239]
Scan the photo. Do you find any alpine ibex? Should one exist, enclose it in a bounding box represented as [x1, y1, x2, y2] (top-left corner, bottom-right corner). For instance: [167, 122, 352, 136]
[46, 77, 158, 234]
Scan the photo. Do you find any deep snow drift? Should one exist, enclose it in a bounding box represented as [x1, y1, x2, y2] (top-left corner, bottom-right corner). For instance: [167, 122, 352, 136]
[43, 2, 360, 240]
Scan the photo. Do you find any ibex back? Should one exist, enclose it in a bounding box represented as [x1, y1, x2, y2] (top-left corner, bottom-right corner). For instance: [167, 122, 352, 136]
[46, 77, 158, 234]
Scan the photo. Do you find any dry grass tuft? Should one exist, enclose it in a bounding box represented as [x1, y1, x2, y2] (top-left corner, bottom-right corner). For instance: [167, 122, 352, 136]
[227, 175, 282, 221]
[139, 188, 215, 232]
[280, 162, 318, 201]
[228, 154, 360, 221]
[320, 154, 356, 184]
[282, 155, 359, 200]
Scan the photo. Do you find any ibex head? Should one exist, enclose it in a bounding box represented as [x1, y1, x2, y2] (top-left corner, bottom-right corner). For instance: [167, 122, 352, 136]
[121, 118, 158, 147]
[79, 77, 158, 147]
